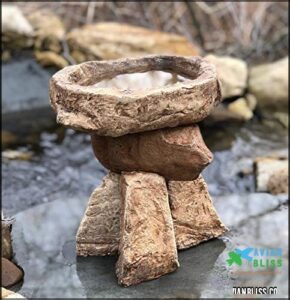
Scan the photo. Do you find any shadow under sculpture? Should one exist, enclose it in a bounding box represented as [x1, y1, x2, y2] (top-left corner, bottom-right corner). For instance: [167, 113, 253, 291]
[49, 55, 227, 287]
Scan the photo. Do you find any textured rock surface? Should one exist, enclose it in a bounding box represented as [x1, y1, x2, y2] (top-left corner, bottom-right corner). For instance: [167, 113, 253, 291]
[66, 22, 199, 62]
[1, 257, 24, 288]
[205, 55, 248, 99]
[92, 125, 213, 181]
[254, 157, 288, 193]
[50, 55, 221, 136]
[76, 173, 121, 256]
[2, 218, 13, 259]
[248, 57, 288, 111]
[116, 172, 179, 286]
[168, 175, 227, 249]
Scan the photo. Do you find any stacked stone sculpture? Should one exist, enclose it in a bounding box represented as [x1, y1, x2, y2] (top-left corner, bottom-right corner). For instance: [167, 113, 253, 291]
[50, 55, 227, 287]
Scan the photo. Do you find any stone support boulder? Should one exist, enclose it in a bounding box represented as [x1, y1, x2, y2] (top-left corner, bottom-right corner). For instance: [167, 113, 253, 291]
[91, 125, 212, 181]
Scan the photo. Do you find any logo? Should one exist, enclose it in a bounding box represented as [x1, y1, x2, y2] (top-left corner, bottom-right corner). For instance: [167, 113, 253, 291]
[226, 247, 283, 268]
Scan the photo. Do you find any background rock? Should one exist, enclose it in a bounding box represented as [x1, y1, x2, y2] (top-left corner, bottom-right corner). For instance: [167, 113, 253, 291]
[2, 6, 33, 36]
[205, 55, 248, 99]
[254, 157, 288, 193]
[203, 105, 245, 125]
[66, 22, 199, 62]
[248, 57, 288, 111]
[228, 98, 253, 121]
[34, 51, 68, 69]
[2, 56, 55, 115]
[267, 167, 289, 195]
[26, 8, 65, 53]
[2, 5, 34, 51]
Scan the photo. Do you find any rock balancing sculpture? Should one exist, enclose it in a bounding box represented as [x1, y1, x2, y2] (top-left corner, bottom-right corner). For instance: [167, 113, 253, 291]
[50, 55, 227, 287]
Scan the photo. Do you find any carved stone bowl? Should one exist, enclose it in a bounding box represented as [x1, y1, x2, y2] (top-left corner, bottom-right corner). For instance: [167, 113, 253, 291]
[49, 55, 221, 137]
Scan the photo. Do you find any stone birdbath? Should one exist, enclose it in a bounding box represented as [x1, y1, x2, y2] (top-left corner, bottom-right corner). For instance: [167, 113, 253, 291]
[49, 55, 227, 287]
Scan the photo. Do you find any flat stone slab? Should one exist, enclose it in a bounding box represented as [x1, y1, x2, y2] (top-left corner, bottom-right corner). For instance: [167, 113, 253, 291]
[76, 172, 121, 256]
[50, 55, 221, 136]
[168, 175, 227, 249]
[116, 172, 179, 286]
[91, 125, 213, 181]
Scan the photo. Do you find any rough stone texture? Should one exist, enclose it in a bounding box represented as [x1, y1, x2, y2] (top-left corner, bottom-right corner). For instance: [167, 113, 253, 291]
[91, 125, 213, 181]
[168, 175, 227, 250]
[267, 167, 289, 195]
[254, 157, 288, 193]
[116, 172, 179, 286]
[205, 55, 248, 99]
[248, 57, 288, 111]
[50, 55, 222, 137]
[1, 258, 24, 288]
[66, 22, 199, 62]
[2, 219, 13, 259]
[76, 172, 121, 256]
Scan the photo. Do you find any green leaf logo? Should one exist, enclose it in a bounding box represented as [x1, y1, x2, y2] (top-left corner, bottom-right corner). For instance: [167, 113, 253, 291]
[227, 251, 242, 266]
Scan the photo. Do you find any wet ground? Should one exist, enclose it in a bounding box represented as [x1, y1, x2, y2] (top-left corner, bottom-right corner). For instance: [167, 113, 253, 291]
[2, 117, 288, 298]
[1, 57, 289, 298]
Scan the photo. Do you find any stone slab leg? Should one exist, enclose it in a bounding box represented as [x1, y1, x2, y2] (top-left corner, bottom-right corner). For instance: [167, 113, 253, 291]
[116, 172, 179, 287]
[76, 172, 120, 256]
[168, 175, 227, 250]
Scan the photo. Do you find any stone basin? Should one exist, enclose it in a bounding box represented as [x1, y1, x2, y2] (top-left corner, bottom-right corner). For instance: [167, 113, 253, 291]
[49, 55, 221, 137]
